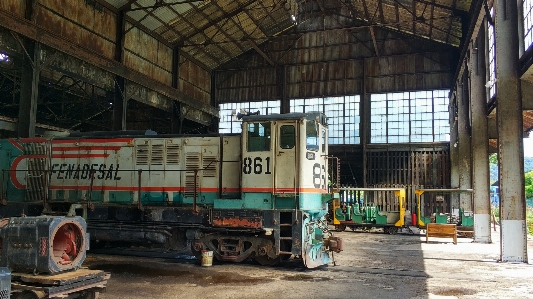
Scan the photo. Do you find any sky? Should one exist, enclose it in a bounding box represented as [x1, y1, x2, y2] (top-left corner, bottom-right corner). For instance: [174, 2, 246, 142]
[525, 134, 533, 157]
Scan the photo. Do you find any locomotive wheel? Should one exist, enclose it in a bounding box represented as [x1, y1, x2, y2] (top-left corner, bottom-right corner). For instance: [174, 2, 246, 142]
[254, 239, 290, 266]
[255, 254, 281, 266]
[190, 242, 203, 260]
[335, 225, 346, 232]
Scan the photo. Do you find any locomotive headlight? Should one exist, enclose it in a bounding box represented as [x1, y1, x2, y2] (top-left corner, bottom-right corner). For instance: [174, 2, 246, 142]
[306, 152, 315, 160]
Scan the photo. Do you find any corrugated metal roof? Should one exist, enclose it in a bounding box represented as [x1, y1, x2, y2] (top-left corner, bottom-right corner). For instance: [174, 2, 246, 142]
[103, 0, 471, 70]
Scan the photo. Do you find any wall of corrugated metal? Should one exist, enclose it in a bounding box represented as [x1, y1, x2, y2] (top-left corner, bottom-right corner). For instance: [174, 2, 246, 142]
[215, 24, 455, 102]
[365, 53, 453, 93]
[36, 0, 116, 60]
[0, 0, 212, 122]
[0, 0, 26, 18]
[124, 24, 172, 86]
[179, 57, 211, 105]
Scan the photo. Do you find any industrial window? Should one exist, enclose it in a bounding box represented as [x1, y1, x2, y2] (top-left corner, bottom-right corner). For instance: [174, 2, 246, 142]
[488, 8, 497, 100]
[525, 0, 533, 51]
[290, 95, 360, 144]
[370, 90, 450, 143]
[219, 101, 280, 133]
[247, 122, 271, 152]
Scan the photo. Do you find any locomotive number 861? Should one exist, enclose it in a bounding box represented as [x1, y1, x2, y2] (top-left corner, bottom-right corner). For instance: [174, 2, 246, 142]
[0, 112, 342, 268]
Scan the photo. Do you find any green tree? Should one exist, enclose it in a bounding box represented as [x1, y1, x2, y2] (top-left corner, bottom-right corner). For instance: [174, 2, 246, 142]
[489, 153, 498, 165]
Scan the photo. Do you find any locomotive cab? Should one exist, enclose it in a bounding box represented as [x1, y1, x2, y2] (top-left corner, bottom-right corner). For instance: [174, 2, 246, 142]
[234, 112, 338, 267]
[240, 112, 329, 210]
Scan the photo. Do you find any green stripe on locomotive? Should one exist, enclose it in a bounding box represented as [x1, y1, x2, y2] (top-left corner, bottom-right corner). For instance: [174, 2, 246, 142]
[0, 140, 26, 202]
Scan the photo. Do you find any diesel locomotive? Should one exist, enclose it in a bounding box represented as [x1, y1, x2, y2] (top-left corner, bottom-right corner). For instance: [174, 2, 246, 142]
[0, 112, 342, 268]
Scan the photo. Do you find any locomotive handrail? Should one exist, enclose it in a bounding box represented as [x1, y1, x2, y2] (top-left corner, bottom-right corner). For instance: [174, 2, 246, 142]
[1, 167, 213, 212]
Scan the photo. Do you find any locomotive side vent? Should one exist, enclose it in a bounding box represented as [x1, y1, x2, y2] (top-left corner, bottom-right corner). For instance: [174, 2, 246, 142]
[136, 144, 149, 165]
[23, 143, 48, 202]
[185, 153, 200, 197]
[151, 144, 164, 165]
[202, 156, 217, 178]
[167, 143, 180, 165]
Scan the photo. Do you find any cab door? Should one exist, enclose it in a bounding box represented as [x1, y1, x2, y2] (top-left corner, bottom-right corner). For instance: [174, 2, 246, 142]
[274, 121, 298, 195]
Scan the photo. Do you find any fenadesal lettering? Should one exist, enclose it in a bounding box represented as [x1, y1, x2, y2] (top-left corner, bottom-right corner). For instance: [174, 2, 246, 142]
[50, 163, 121, 180]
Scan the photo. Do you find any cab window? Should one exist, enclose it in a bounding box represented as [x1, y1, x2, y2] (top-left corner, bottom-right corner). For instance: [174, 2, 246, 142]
[247, 122, 271, 152]
[280, 125, 295, 149]
[306, 120, 319, 152]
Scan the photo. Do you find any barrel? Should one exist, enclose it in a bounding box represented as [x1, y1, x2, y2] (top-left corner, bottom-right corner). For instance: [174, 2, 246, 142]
[201, 250, 213, 267]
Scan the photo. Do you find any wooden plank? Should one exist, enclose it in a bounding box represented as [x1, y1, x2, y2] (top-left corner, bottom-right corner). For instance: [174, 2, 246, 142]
[12, 269, 105, 286]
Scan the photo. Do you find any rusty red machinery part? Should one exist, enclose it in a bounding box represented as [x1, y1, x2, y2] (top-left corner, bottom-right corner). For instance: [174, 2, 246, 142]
[52, 222, 83, 267]
[0, 216, 87, 274]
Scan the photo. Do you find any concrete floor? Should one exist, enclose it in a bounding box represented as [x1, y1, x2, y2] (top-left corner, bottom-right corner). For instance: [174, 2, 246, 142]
[84, 226, 533, 299]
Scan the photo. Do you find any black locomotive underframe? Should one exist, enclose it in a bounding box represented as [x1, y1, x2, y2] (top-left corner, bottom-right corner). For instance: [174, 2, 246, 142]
[0, 203, 305, 261]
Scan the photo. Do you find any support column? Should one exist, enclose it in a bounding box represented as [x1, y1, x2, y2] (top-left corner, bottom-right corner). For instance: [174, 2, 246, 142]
[495, 0, 528, 262]
[171, 101, 182, 134]
[362, 59, 369, 188]
[457, 73, 472, 213]
[17, 41, 40, 138]
[171, 46, 181, 134]
[113, 10, 126, 131]
[209, 72, 218, 133]
[113, 77, 125, 131]
[450, 93, 460, 209]
[470, 26, 491, 243]
[278, 65, 289, 114]
[518, 0, 525, 57]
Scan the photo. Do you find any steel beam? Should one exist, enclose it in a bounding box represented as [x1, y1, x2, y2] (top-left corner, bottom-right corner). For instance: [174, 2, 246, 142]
[470, 25, 491, 243]
[0, 116, 68, 134]
[451, 0, 484, 87]
[113, 9, 126, 131]
[0, 9, 218, 118]
[449, 93, 460, 209]
[125, 81, 211, 126]
[277, 65, 288, 114]
[457, 71, 472, 213]
[369, 27, 379, 56]
[248, 39, 275, 66]
[495, 0, 528, 263]
[17, 40, 39, 137]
